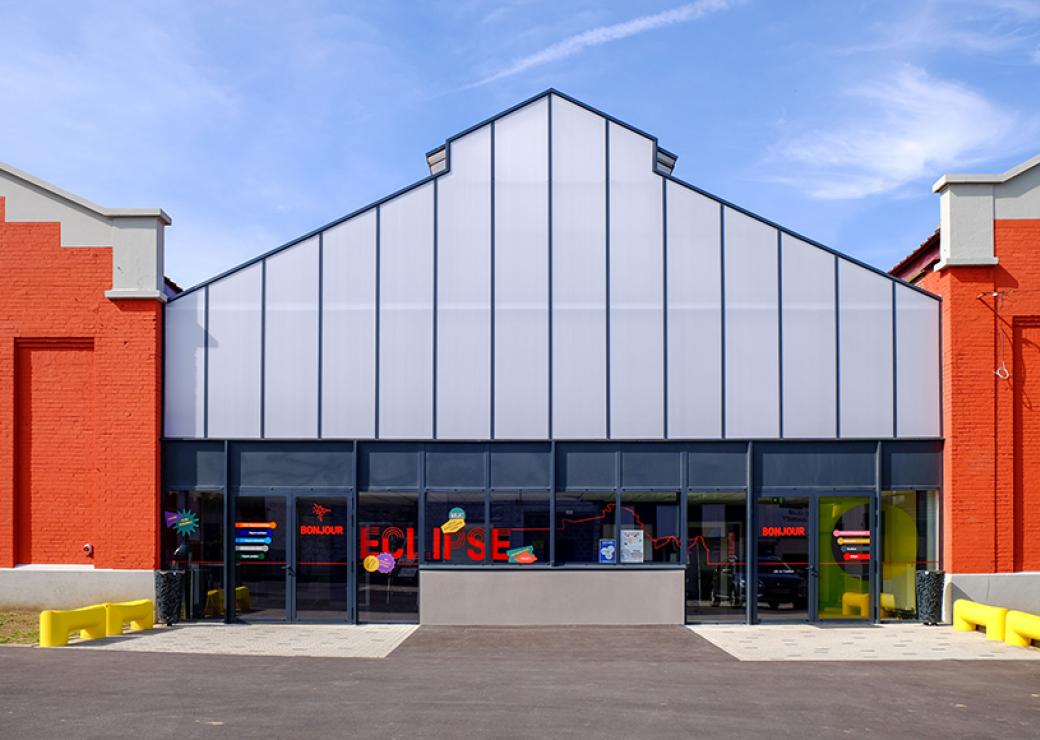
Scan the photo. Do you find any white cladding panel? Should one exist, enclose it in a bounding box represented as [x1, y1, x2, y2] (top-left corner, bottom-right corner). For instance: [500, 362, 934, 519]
[839, 261, 894, 437]
[724, 208, 779, 438]
[207, 264, 262, 438]
[494, 99, 550, 439]
[551, 95, 607, 439]
[264, 237, 319, 438]
[436, 125, 492, 439]
[379, 184, 435, 438]
[321, 212, 377, 438]
[896, 285, 941, 437]
[665, 181, 722, 438]
[608, 122, 664, 438]
[164, 289, 206, 437]
[781, 235, 836, 438]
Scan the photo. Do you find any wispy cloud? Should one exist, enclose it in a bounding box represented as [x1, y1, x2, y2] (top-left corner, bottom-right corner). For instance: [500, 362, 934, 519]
[770, 66, 1038, 200]
[471, 0, 736, 87]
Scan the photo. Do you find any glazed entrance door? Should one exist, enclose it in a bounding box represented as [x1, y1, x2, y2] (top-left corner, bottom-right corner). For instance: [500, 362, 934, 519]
[234, 494, 352, 623]
[755, 491, 876, 623]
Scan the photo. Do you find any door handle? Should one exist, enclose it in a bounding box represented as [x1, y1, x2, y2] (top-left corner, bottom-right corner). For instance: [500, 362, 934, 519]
[282, 565, 296, 576]
[808, 567, 819, 577]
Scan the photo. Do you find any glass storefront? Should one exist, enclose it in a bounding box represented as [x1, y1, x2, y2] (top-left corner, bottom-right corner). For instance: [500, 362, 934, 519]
[295, 497, 350, 622]
[234, 496, 289, 621]
[620, 492, 681, 564]
[686, 492, 746, 622]
[756, 496, 810, 621]
[425, 492, 485, 564]
[489, 492, 550, 564]
[162, 490, 225, 620]
[817, 495, 871, 621]
[881, 490, 939, 620]
[554, 491, 616, 564]
[358, 491, 419, 623]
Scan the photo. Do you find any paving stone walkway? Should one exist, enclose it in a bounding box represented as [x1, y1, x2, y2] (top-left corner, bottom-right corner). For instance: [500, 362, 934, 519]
[63, 622, 418, 658]
[689, 622, 1040, 661]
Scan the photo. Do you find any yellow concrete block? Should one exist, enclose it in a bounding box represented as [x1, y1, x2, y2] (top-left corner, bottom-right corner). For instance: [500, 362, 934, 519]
[841, 592, 897, 618]
[953, 599, 1008, 641]
[203, 586, 250, 617]
[104, 599, 154, 636]
[1005, 610, 1040, 648]
[235, 585, 251, 611]
[39, 604, 107, 647]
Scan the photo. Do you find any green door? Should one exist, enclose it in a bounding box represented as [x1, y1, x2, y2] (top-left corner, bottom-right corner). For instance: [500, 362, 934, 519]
[816, 494, 873, 621]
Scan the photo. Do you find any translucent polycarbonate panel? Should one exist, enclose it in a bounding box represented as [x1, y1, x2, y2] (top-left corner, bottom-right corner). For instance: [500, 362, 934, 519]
[379, 184, 434, 439]
[665, 182, 721, 439]
[551, 95, 607, 439]
[723, 208, 779, 438]
[164, 289, 206, 437]
[264, 237, 319, 438]
[608, 122, 664, 439]
[895, 286, 940, 437]
[207, 264, 262, 438]
[321, 211, 377, 438]
[436, 124, 491, 439]
[839, 260, 894, 438]
[781, 234, 836, 438]
[494, 98, 549, 439]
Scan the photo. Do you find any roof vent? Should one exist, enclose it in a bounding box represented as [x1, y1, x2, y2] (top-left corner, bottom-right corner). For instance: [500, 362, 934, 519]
[655, 148, 677, 176]
[427, 146, 447, 175]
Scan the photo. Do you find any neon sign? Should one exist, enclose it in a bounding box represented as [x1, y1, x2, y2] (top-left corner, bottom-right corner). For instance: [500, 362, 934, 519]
[761, 526, 805, 537]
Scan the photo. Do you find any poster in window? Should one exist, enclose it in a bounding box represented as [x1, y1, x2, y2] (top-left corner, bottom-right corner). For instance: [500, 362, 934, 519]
[621, 529, 644, 563]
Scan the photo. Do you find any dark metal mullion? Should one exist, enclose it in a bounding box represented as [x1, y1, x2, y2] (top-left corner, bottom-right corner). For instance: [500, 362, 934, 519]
[547, 95, 554, 439]
[490, 122, 496, 441]
[549, 440, 557, 566]
[614, 450, 622, 564]
[222, 439, 234, 623]
[317, 233, 324, 439]
[604, 118, 612, 439]
[260, 261, 266, 439]
[662, 179, 669, 439]
[720, 204, 727, 439]
[287, 491, 296, 623]
[809, 493, 818, 622]
[872, 441, 883, 623]
[746, 441, 755, 625]
[350, 439, 358, 624]
[203, 286, 210, 439]
[418, 446, 427, 566]
[777, 232, 784, 438]
[484, 444, 492, 564]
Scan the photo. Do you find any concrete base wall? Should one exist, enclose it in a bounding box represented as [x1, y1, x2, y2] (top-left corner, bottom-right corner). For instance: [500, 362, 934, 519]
[944, 571, 1040, 622]
[0, 567, 155, 610]
[420, 569, 685, 625]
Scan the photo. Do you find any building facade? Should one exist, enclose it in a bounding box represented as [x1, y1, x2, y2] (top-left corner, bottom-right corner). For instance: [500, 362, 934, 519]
[892, 154, 1040, 615]
[0, 91, 965, 625]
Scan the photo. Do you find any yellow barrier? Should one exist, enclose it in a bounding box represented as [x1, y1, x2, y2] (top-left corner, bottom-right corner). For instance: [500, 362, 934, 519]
[953, 599, 1008, 641]
[203, 586, 251, 617]
[1005, 610, 1040, 648]
[104, 599, 154, 636]
[840, 592, 897, 618]
[39, 605, 107, 648]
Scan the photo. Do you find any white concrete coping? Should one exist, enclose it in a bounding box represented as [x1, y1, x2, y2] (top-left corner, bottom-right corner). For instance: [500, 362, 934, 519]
[933, 153, 1040, 192]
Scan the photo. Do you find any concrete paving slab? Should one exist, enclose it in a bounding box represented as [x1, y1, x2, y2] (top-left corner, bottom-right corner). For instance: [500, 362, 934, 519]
[62, 622, 418, 658]
[690, 623, 1040, 661]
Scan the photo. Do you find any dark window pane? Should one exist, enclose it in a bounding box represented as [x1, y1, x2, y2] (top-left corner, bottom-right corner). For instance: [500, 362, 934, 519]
[489, 493, 550, 564]
[424, 492, 486, 564]
[161, 490, 225, 620]
[619, 492, 681, 564]
[881, 489, 939, 620]
[756, 495, 810, 620]
[358, 491, 419, 623]
[554, 491, 616, 564]
[686, 492, 746, 622]
[234, 496, 288, 621]
[295, 497, 349, 622]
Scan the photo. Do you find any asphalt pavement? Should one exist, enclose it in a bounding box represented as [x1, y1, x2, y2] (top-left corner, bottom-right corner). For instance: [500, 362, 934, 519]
[1, 626, 1038, 739]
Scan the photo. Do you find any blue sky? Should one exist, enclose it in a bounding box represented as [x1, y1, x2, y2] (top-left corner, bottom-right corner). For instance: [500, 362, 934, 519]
[2, 0, 1039, 287]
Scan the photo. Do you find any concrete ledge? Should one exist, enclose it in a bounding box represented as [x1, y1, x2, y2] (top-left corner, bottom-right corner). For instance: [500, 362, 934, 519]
[0, 567, 155, 610]
[945, 572, 1040, 623]
[420, 568, 685, 625]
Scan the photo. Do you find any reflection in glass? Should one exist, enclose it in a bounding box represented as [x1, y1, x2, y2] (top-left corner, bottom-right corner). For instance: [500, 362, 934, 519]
[295, 497, 349, 622]
[424, 492, 485, 564]
[554, 491, 616, 564]
[686, 492, 746, 622]
[162, 490, 224, 620]
[619, 492, 681, 563]
[358, 491, 418, 623]
[881, 490, 939, 620]
[756, 496, 809, 621]
[490, 493, 549, 564]
[234, 496, 287, 621]
[817, 495, 871, 621]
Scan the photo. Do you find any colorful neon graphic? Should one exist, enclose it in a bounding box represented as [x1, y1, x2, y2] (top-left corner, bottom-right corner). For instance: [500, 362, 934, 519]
[363, 555, 380, 573]
[164, 509, 199, 537]
[234, 521, 274, 561]
[506, 545, 537, 564]
[376, 552, 396, 574]
[312, 503, 332, 522]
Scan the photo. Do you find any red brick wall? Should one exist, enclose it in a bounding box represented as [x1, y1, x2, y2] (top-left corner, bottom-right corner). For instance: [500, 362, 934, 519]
[0, 197, 161, 569]
[919, 219, 1040, 573]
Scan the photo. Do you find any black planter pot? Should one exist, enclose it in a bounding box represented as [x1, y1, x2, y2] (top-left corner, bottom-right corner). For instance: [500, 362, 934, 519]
[916, 570, 944, 625]
[154, 570, 185, 627]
